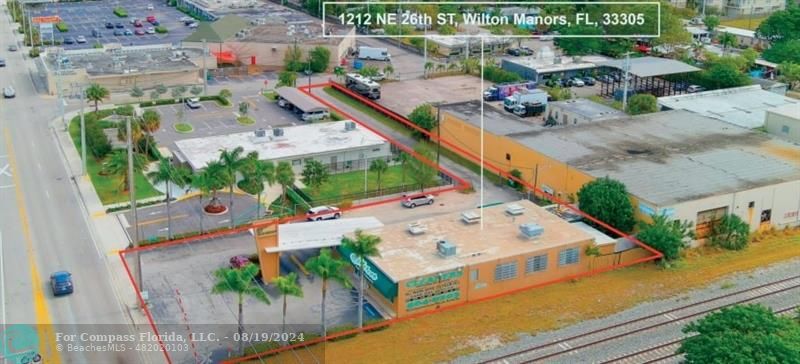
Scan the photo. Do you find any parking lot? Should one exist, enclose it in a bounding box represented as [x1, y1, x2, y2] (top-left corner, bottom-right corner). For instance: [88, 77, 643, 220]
[150, 96, 301, 149]
[29, 1, 194, 49]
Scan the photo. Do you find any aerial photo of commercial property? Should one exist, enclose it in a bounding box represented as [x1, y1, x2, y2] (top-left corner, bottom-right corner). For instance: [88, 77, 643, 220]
[0, 0, 798, 363]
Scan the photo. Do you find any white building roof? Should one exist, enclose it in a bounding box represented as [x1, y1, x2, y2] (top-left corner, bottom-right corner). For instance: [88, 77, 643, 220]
[571, 221, 616, 246]
[717, 26, 756, 38]
[598, 57, 701, 78]
[767, 103, 800, 120]
[268, 217, 384, 253]
[658, 85, 799, 129]
[505, 54, 611, 74]
[426, 35, 509, 48]
[174, 121, 387, 170]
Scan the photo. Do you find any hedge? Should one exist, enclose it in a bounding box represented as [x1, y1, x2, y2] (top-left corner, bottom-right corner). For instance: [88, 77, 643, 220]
[113, 7, 128, 17]
[56, 22, 68, 32]
[139, 94, 229, 108]
[155, 26, 168, 34]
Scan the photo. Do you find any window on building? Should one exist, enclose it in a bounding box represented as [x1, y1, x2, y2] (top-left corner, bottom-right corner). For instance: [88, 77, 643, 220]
[506, 153, 511, 161]
[558, 248, 580, 266]
[291, 159, 301, 166]
[494, 262, 517, 281]
[525, 255, 548, 274]
[470, 269, 479, 281]
[782, 125, 790, 134]
[372, 147, 381, 152]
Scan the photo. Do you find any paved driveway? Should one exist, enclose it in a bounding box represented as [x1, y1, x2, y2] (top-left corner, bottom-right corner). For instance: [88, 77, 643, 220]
[29, 1, 193, 49]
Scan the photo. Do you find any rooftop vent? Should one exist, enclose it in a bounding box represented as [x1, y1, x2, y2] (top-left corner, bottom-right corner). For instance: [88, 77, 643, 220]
[252, 128, 269, 143]
[461, 211, 481, 225]
[436, 239, 457, 258]
[344, 121, 356, 131]
[519, 223, 544, 239]
[407, 222, 427, 235]
[254, 128, 266, 138]
[506, 203, 525, 216]
[273, 128, 284, 137]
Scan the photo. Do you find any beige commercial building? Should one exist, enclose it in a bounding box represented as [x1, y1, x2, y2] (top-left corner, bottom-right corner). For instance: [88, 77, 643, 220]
[765, 104, 800, 144]
[42, 44, 216, 97]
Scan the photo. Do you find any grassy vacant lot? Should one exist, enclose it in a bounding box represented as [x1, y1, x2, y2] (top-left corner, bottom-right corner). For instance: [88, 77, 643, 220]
[720, 16, 768, 30]
[304, 165, 439, 202]
[69, 114, 162, 205]
[323, 87, 414, 138]
[257, 228, 800, 363]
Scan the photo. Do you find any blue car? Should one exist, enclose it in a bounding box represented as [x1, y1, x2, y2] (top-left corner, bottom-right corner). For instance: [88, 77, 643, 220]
[50, 271, 74, 296]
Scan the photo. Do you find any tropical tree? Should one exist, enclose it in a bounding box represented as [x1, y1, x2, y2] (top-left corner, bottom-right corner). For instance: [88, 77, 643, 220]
[238, 101, 249, 116]
[171, 85, 187, 100]
[358, 65, 380, 78]
[218, 147, 247, 228]
[584, 244, 602, 270]
[679, 304, 800, 363]
[719, 32, 736, 55]
[308, 46, 331, 73]
[191, 165, 225, 233]
[435, 63, 445, 73]
[116, 119, 144, 152]
[101, 150, 147, 192]
[85, 83, 110, 112]
[204, 160, 229, 211]
[130, 85, 144, 102]
[333, 66, 346, 82]
[398, 152, 411, 185]
[278, 70, 297, 87]
[301, 160, 330, 194]
[407, 103, 437, 138]
[407, 143, 438, 192]
[275, 161, 295, 204]
[240, 152, 275, 219]
[149, 90, 160, 102]
[382, 64, 394, 78]
[190, 85, 203, 97]
[271, 272, 303, 339]
[305, 248, 351, 337]
[211, 264, 270, 355]
[141, 109, 161, 133]
[627, 94, 658, 115]
[423, 61, 434, 78]
[709, 214, 750, 250]
[637, 213, 694, 263]
[703, 15, 720, 32]
[369, 159, 389, 193]
[341, 230, 381, 328]
[577, 177, 636, 233]
[154, 84, 168, 97]
[147, 157, 189, 239]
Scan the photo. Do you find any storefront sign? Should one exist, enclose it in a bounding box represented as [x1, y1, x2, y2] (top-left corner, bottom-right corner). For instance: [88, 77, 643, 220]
[405, 269, 463, 288]
[406, 291, 460, 310]
[336, 245, 397, 301]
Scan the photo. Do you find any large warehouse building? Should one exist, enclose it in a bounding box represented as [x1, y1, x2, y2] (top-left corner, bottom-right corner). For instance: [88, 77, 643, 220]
[437, 101, 800, 237]
[337, 200, 652, 318]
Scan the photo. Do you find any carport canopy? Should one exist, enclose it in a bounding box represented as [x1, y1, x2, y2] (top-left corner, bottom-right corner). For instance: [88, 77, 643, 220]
[598, 56, 701, 78]
[275, 87, 329, 113]
[267, 217, 384, 253]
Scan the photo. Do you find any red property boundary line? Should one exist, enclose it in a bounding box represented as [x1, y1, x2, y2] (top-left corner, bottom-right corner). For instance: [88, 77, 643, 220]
[117, 82, 663, 364]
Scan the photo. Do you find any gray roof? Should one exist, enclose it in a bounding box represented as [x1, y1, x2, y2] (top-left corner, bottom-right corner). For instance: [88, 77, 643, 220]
[439, 101, 539, 136]
[598, 56, 700, 78]
[548, 99, 626, 121]
[508, 110, 800, 206]
[275, 87, 328, 113]
[183, 15, 249, 43]
[658, 85, 799, 129]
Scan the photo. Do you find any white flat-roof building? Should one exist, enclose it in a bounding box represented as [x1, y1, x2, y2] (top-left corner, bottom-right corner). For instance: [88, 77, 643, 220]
[501, 51, 611, 82]
[765, 104, 800, 144]
[715, 26, 770, 48]
[657, 85, 799, 129]
[173, 120, 391, 172]
[545, 99, 626, 125]
[426, 35, 511, 57]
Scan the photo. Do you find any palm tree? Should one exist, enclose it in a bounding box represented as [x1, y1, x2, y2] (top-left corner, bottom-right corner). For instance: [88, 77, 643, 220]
[719, 32, 736, 55]
[102, 150, 147, 192]
[85, 83, 110, 112]
[211, 264, 269, 355]
[423, 61, 434, 78]
[147, 157, 189, 239]
[382, 64, 394, 79]
[240, 152, 275, 219]
[218, 147, 247, 228]
[190, 167, 223, 233]
[130, 85, 144, 102]
[369, 159, 388, 193]
[141, 109, 161, 133]
[305, 248, 350, 337]
[398, 152, 411, 185]
[116, 119, 144, 152]
[435, 63, 445, 73]
[447, 62, 458, 71]
[341, 230, 381, 328]
[275, 161, 295, 204]
[203, 160, 229, 212]
[271, 272, 303, 339]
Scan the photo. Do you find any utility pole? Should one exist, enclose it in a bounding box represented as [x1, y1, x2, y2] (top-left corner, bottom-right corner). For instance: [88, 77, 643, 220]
[126, 117, 142, 291]
[701, 0, 706, 18]
[80, 88, 87, 175]
[56, 52, 67, 131]
[202, 38, 208, 96]
[621, 52, 631, 112]
[479, 36, 484, 230]
[436, 103, 441, 167]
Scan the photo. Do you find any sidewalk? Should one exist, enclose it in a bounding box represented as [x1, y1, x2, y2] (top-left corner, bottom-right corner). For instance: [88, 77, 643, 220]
[50, 106, 165, 364]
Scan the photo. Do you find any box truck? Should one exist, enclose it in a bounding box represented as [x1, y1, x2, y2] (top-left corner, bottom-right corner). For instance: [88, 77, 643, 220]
[483, 81, 536, 101]
[357, 46, 391, 61]
[512, 102, 546, 117]
[503, 89, 548, 112]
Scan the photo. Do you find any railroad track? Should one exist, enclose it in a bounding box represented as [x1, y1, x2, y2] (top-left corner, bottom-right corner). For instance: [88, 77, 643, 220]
[481, 275, 800, 364]
[599, 305, 799, 364]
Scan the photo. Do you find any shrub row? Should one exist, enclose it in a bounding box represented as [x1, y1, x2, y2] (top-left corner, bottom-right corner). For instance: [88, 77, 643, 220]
[56, 22, 68, 32]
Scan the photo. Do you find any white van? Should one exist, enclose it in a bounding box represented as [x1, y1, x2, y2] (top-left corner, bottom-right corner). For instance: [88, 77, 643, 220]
[301, 110, 329, 122]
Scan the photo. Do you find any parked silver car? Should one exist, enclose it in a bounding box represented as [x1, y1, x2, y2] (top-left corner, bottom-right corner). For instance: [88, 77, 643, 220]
[3, 86, 16, 98]
[401, 193, 435, 208]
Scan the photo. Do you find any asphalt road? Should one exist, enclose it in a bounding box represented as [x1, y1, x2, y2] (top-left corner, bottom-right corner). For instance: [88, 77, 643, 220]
[0, 5, 140, 364]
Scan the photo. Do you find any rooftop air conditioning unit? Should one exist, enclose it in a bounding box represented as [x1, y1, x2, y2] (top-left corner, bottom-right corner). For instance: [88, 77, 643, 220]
[437, 240, 457, 258]
[254, 128, 266, 138]
[252, 128, 269, 143]
[505, 203, 525, 216]
[519, 223, 544, 240]
[344, 121, 356, 131]
[461, 211, 481, 224]
[273, 128, 284, 137]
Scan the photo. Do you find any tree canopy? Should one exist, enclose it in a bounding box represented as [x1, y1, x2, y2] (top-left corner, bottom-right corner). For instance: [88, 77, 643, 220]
[407, 103, 437, 137]
[636, 214, 694, 262]
[577, 177, 636, 233]
[709, 214, 750, 250]
[308, 46, 331, 73]
[627, 94, 658, 115]
[762, 39, 800, 64]
[755, 6, 800, 42]
[679, 304, 800, 364]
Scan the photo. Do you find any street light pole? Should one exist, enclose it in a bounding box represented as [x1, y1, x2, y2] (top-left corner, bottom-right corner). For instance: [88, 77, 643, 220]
[621, 52, 631, 112]
[80, 88, 87, 175]
[202, 38, 208, 96]
[126, 117, 142, 291]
